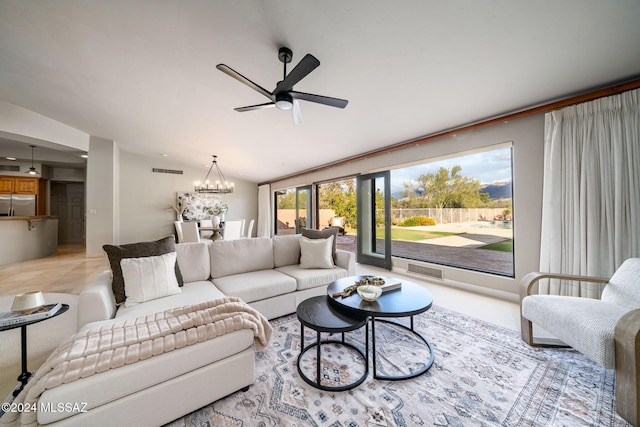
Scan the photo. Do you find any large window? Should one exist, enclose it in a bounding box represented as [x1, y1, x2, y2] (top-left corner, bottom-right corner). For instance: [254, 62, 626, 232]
[389, 144, 514, 276]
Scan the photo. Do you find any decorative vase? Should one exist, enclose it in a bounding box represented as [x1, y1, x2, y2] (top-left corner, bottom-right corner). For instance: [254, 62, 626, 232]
[212, 216, 221, 227]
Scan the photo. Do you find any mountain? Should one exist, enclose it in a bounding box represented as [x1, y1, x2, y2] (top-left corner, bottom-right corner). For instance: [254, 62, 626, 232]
[481, 181, 512, 200]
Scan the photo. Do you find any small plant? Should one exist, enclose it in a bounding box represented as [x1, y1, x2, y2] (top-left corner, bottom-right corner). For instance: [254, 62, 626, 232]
[205, 202, 228, 216]
[398, 216, 436, 227]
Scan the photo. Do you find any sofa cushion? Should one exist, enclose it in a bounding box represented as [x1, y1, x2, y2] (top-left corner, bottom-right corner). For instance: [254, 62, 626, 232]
[121, 252, 182, 307]
[276, 264, 349, 291]
[212, 270, 297, 303]
[299, 235, 334, 269]
[176, 242, 211, 282]
[103, 236, 184, 305]
[111, 281, 225, 323]
[302, 228, 338, 261]
[273, 234, 301, 267]
[210, 237, 274, 279]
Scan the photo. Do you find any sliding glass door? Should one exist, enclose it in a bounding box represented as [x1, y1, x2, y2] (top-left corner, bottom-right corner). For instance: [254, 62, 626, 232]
[274, 185, 313, 235]
[295, 185, 312, 232]
[357, 171, 391, 269]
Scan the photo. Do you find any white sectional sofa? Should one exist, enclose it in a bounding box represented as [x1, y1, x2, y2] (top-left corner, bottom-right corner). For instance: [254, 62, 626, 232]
[15, 234, 354, 427]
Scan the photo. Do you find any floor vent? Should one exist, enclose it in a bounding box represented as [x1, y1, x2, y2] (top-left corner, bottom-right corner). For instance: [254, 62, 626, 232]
[407, 263, 444, 280]
[0, 164, 20, 172]
[152, 168, 183, 175]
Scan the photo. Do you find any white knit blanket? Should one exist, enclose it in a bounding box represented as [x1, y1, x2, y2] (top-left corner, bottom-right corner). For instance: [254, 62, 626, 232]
[1, 297, 272, 426]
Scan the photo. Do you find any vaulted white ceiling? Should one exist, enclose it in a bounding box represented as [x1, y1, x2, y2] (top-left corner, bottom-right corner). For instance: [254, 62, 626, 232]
[1, 1, 639, 183]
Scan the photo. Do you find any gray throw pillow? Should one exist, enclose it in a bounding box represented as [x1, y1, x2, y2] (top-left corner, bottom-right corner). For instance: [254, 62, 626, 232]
[301, 227, 339, 261]
[103, 236, 184, 305]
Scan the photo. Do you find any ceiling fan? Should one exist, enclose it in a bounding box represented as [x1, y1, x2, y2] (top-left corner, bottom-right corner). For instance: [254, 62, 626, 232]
[217, 47, 348, 125]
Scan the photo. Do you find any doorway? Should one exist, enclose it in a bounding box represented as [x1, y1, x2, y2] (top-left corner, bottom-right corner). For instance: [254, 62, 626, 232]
[50, 182, 85, 244]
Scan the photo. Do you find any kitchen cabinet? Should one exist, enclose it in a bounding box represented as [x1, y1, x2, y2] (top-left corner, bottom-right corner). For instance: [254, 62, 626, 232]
[0, 177, 13, 193]
[14, 178, 39, 194]
[0, 176, 46, 215]
[0, 176, 39, 194]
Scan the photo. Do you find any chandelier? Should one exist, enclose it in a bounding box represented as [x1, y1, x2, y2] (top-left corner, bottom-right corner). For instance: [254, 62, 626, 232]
[194, 155, 233, 194]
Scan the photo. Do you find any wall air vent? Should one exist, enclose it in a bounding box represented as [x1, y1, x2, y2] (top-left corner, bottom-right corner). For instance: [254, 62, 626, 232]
[0, 165, 20, 172]
[407, 263, 444, 280]
[152, 168, 183, 175]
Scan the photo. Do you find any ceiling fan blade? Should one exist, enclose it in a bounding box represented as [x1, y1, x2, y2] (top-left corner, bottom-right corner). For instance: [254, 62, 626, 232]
[234, 102, 275, 112]
[292, 100, 302, 125]
[290, 91, 349, 109]
[274, 54, 320, 93]
[217, 64, 274, 101]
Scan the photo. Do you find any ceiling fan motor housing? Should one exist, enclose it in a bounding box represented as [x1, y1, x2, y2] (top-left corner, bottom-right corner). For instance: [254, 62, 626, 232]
[275, 92, 293, 110]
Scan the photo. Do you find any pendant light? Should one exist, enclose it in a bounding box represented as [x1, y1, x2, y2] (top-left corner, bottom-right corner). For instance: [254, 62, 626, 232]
[25, 145, 39, 175]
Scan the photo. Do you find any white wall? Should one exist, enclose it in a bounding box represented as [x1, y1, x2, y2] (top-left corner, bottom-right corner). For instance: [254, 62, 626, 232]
[118, 150, 258, 244]
[0, 99, 89, 151]
[86, 136, 119, 255]
[270, 114, 545, 297]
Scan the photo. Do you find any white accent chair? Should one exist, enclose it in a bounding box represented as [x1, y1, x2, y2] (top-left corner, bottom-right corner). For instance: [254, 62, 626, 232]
[520, 258, 640, 425]
[222, 220, 243, 241]
[243, 219, 255, 238]
[179, 222, 201, 243]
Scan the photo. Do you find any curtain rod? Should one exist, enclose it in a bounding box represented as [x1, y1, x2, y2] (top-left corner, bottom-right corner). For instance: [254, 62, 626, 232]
[260, 77, 640, 186]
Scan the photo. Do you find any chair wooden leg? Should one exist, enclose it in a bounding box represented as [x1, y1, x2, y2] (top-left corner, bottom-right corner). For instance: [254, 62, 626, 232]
[521, 315, 534, 346]
[614, 309, 640, 426]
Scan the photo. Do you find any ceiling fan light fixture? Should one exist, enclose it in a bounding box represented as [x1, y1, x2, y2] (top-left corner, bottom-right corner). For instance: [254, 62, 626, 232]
[275, 93, 293, 110]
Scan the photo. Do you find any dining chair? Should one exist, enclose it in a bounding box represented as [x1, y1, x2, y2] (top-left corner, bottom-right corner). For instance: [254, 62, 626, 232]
[243, 219, 255, 238]
[174, 221, 184, 243]
[223, 220, 243, 241]
[199, 219, 213, 239]
[180, 221, 201, 243]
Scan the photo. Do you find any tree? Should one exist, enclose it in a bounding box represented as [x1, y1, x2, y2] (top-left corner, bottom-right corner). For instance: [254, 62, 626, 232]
[410, 165, 486, 222]
[318, 179, 357, 228]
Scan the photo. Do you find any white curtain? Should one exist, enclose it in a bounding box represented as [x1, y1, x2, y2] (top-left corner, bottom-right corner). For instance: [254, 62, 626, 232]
[539, 89, 640, 296]
[257, 184, 272, 238]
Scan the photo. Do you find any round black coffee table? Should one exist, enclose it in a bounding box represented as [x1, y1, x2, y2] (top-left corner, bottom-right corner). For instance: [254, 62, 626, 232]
[327, 276, 434, 380]
[296, 295, 369, 391]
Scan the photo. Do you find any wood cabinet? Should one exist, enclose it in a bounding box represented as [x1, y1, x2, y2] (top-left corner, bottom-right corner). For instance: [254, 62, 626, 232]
[14, 177, 39, 194]
[0, 176, 47, 215]
[0, 176, 39, 194]
[0, 177, 13, 193]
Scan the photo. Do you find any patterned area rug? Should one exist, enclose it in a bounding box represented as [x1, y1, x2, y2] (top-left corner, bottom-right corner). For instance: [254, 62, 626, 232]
[165, 305, 628, 426]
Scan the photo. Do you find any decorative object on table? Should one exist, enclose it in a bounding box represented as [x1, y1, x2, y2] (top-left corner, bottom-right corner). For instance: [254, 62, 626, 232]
[169, 200, 187, 221]
[204, 201, 229, 227]
[356, 284, 382, 301]
[0, 303, 62, 327]
[194, 155, 233, 193]
[331, 276, 402, 299]
[11, 291, 45, 313]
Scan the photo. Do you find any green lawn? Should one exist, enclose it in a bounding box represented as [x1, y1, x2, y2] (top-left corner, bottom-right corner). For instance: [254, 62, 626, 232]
[478, 239, 513, 252]
[375, 228, 457, 241]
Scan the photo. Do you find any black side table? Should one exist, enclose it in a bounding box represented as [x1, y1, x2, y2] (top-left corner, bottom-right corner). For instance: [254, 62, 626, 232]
[296, 296, 369, 391]
[0, 304, 69, 397]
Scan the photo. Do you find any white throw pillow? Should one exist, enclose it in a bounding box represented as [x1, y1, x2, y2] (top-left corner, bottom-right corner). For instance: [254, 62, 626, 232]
[121, 252, 181, 307]
[299, 235, 335, 269]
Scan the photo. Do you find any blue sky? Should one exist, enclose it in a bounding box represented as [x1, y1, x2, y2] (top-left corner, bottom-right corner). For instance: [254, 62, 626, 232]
[390, 146, 512, 195]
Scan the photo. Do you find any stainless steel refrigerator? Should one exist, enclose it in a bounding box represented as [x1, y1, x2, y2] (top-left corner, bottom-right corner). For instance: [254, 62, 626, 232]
[0, 194, 36, 216]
